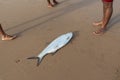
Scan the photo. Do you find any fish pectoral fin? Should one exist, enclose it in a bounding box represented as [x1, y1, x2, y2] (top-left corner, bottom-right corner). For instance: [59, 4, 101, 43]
[67, 36, 70, 40]
[27, 57, 42, 66]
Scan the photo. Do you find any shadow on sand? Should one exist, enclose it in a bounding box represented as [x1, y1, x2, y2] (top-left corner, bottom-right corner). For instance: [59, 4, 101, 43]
[108, 14, 120, 30]
[6, 0, 97, 35]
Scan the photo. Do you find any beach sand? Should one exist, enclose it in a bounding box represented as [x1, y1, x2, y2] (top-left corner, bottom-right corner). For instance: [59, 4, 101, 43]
[0, 0, 120, 80]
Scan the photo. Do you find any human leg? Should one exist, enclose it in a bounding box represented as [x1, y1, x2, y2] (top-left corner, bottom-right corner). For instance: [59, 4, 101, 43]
[93, 0, 113, 35]
[0, 24, 16, 40]
[47, 0, 54, 7]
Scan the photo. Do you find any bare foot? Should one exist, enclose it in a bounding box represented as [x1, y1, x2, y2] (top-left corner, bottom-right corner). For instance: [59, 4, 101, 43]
[93, 21, 103, 26]
[48, 4, 54, 8]
[93, 28, 106, 35]
[2, 35, 17, 41]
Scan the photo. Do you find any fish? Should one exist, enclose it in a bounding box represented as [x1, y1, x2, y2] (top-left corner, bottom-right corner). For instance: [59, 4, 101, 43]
[27, 32, 73, 66]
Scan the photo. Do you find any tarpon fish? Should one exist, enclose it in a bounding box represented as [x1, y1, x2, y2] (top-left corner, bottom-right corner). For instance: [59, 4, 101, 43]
[27, 32, 73, 66]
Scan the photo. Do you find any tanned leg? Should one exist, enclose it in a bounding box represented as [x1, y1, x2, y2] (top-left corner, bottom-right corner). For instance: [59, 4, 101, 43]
[102, 1, 113, 29]
[0, 24, 6, 36]
[93, 1, 113, 35]
[47, 0, 54, 7]
[0, 24, 16, 40]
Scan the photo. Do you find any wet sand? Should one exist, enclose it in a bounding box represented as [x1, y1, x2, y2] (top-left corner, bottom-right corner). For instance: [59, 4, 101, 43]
[0, 0, 120, 80]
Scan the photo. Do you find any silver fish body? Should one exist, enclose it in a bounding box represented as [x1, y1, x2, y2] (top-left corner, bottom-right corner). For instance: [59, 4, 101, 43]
[27, 32, 73, 66]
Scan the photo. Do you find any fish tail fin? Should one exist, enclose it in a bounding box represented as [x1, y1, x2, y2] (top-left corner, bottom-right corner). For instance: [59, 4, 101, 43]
[27, 57, 42, 66]
[37, 57, 42, 66]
